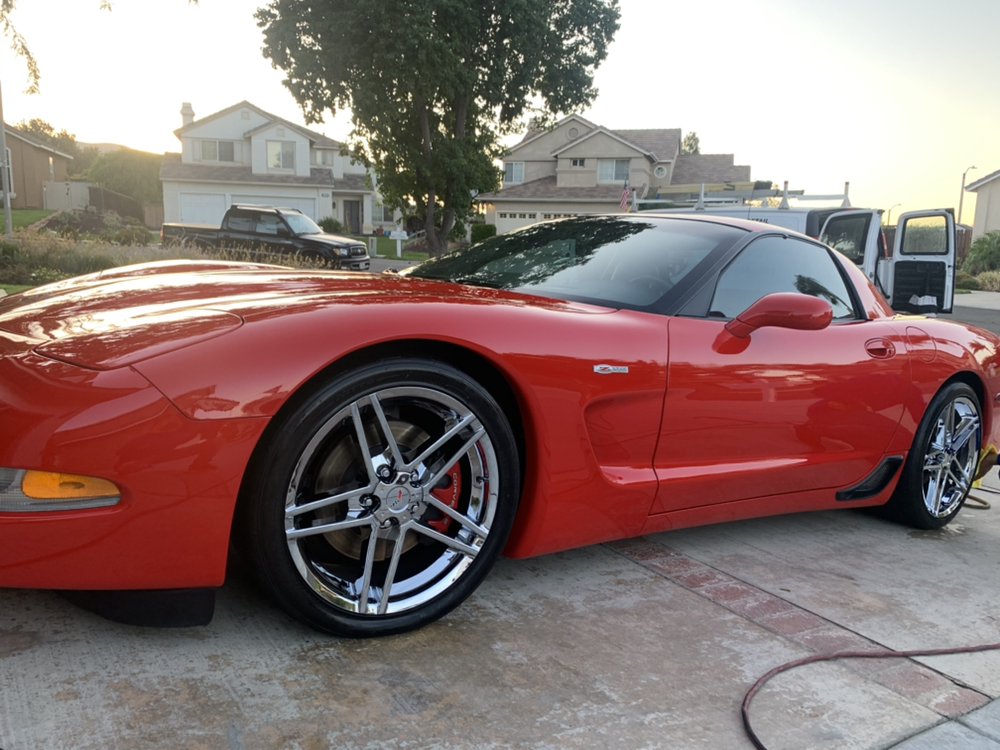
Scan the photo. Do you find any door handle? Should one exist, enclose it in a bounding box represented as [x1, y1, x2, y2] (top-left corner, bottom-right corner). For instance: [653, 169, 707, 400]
[865, 338, 896, 359]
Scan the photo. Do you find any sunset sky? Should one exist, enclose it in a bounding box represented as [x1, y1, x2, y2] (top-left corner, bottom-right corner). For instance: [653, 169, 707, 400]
[1, 0, 997, 221]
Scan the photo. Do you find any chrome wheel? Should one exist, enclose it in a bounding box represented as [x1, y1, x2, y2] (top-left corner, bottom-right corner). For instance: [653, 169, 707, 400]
[921, 395, 981, 519]
[883, 383, 982, 530]
[241, 358, 518, 636]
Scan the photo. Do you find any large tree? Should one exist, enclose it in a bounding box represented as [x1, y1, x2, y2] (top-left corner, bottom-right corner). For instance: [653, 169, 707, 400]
[86, 148, 163, 205]
[257, 0, 620, 253]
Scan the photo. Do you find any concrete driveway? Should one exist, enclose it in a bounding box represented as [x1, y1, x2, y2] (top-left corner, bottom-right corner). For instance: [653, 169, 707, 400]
[4, 298, 1000, 750]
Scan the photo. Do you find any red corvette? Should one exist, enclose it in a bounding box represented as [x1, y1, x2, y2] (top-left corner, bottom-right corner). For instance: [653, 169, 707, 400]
[1, 214, 997, 636]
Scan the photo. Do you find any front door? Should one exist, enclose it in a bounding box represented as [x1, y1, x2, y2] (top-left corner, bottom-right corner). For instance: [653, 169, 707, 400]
[344, 200, 362, 235]
[650, 233, 910, 513]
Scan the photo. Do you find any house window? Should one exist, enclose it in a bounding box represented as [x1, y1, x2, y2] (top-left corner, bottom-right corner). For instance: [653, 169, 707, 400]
[198, 140, 236, 162]
[376, 203, 394, 222]
[313, 150, 337, 167]
[571, 158, 586, 167]
[267, 141, 296, 170]
[598, 159, 629, 183]
[504, 162, 524, 185]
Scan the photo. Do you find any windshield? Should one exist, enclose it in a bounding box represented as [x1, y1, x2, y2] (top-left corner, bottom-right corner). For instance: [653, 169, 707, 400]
[282, 212, 323, 235]
[405, 216, 744, 310]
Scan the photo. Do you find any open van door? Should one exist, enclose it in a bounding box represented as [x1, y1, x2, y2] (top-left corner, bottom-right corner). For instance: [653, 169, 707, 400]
[889, 211, 955, 314]
[818, 209, 885, 291]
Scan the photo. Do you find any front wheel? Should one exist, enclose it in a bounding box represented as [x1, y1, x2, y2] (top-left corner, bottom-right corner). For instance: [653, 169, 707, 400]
[883, 382, 982, 529]
[239, 358, 520, 636]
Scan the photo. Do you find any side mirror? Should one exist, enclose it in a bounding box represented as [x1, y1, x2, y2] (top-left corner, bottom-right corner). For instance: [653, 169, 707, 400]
[724, 293, 833, 339]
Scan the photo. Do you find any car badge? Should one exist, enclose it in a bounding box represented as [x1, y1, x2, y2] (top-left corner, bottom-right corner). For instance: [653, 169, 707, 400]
[593, 364, 629, 375]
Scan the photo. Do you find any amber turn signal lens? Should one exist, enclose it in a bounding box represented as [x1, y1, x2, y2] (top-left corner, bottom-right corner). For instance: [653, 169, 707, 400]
[21, 471, 120, 500]
[1, 468, 120, 512]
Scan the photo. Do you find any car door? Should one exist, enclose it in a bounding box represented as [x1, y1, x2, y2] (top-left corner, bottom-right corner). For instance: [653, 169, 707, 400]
[887, 210, 956, 313]
[253, 213, 298, 256]
[649, 234, 912, 514]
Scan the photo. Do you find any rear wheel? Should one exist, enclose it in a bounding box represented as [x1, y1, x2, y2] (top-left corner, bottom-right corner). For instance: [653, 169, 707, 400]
[883, 382, 982, 529]
[240, 358, 519, 636]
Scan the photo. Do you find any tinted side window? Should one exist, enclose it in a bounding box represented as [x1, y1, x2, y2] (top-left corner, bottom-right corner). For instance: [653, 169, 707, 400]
[255, 213, 282, 236]
[710, 236, 856, 320]
[225, 211, 254, 232]
[819, 214, 871, 265]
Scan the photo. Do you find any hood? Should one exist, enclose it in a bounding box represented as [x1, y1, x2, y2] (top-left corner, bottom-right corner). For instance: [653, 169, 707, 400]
[0, 260, 603, 370]
[299, 232, 366, 248]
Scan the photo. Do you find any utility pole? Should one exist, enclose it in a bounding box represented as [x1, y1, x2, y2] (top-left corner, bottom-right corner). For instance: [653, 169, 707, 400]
[0, 78, 13, 239]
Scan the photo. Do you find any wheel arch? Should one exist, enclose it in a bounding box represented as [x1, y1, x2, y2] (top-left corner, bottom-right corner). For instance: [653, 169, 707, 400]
[941, 371, 988, 435]
[231, 338, 532, 541]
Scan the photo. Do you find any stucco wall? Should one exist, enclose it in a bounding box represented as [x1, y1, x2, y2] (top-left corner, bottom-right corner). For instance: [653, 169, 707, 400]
[973, 180, 1000, 239]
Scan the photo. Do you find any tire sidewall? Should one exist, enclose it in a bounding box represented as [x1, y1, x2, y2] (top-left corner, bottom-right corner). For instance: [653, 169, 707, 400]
[893, 382, 981, 529]
[241, 357, 520, 636]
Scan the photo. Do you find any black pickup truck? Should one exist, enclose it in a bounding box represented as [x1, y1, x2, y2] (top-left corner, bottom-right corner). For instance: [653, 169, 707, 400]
[160, 205, 371, 271]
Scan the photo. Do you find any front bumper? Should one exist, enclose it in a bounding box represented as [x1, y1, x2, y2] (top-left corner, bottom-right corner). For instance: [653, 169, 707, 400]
[0, 351, 268, 590]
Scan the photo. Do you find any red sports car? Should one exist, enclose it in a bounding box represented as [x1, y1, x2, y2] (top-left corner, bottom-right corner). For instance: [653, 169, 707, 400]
[1, 215, 996, 636]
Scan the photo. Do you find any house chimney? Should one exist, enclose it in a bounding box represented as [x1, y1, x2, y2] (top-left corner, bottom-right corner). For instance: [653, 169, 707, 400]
[180, 102, 195, 127]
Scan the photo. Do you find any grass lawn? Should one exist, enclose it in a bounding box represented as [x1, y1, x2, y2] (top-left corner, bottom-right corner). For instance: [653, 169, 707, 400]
[0, 209, 54, 234]
[366, 235, 429, 261]
[1, 284, 33, 296]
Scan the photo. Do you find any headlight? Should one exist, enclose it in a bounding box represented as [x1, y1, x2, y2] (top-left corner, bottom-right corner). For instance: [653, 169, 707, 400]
[330, 246, 349, 257]
[0, 468, 120, 512]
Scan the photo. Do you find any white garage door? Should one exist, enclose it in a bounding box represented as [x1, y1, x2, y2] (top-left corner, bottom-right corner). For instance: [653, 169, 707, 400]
[232, 195, 318, 220]
[179, 193, 226, 224]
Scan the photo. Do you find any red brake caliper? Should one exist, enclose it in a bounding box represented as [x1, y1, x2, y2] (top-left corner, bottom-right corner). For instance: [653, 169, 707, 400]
[427, 464, 463, 533]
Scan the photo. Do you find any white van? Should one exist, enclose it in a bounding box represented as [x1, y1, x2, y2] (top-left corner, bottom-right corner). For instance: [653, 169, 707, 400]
[645, 205, 956, 314]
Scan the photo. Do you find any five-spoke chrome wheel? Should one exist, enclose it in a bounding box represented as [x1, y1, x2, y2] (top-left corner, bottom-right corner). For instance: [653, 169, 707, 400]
[885, 382, 982, 529]
[240, 359, 519, 636]
[921, 394, 980, 519]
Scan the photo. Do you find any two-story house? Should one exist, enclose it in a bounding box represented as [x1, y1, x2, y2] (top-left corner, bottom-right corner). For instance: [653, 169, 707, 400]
[160, 101, 391, 234]
[479, 114, 752, 233]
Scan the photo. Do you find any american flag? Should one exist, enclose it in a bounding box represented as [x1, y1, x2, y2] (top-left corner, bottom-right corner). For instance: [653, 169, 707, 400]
[619, 182, 630, 212]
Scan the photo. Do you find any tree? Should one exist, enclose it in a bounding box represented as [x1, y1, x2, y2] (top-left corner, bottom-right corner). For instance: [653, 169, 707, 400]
[13, 118, 99, 177]
[257, 0, 621, 254]
[15, 117, 75, 153]
[681, 131, 700, 155]
[963, 231, 1000, 276]
[86, 149, 163, 206]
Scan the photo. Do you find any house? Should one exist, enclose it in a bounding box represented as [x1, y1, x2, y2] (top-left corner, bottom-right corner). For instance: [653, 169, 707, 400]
[478, 114, 752, 233]
[1, 125, 73, 209]
[967, 168, 1000, 239]
[161, 101, 392, 234]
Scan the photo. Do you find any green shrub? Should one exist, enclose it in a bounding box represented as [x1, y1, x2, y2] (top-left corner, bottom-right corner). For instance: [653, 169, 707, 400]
[956, 271, 982, 290]
[975, 271, 1000, 292]
[318, 216, 344, 234]
[471, 223, 497, 244]
[963, 232, 1000, 275]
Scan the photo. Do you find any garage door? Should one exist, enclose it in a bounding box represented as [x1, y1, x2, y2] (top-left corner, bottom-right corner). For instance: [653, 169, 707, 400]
[179, 193, 226, 224]
[232, 195, 317, 220]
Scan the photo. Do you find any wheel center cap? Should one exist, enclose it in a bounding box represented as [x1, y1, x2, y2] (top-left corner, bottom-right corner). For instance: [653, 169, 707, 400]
[386, 485, 412, 512]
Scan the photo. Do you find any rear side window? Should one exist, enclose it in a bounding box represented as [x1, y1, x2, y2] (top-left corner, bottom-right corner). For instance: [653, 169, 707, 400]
[710, 236, 857, 320]
[225, 211, 254, 232]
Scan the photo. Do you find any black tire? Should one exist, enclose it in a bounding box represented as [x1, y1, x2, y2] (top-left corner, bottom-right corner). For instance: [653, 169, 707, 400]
[239, 358, 519, 636]
[882, 382, 982, 529]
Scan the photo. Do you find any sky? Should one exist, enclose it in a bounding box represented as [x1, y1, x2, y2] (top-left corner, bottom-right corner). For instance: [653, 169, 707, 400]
[1, 0, 997, 221]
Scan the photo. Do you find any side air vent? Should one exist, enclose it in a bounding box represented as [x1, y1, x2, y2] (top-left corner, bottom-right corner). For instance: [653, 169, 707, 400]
[836, 457, 904, 502]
